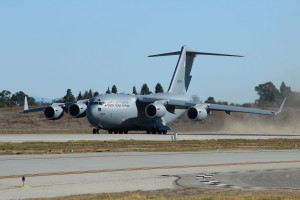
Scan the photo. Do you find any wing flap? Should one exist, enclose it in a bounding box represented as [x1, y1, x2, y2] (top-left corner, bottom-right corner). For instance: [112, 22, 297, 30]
[207, 104, 274, 115]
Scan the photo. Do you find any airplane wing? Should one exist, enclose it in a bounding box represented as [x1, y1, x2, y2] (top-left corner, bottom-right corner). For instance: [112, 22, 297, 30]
[23, 102, 76, 113]
[23, 97, 89, 113]
[139, 96, 286, 116]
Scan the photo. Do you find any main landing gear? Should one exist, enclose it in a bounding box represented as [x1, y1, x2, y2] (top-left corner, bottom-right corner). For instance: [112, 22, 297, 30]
[92, 128, 100, 134]
[146, 129, 167, 134]
[108, 130, 128, 134]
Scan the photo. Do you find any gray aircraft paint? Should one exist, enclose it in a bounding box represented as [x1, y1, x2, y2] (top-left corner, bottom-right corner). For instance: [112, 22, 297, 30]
[167, 46, 194, 94]
[24, 46, 285, 133]
[87, 93, 187, 131]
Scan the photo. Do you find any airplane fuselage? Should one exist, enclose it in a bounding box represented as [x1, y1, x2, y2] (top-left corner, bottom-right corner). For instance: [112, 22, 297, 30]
[86, 93, 187, 132]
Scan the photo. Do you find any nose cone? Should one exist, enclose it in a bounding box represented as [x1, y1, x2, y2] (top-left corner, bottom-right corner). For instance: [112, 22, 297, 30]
[86, 103, 98, 127]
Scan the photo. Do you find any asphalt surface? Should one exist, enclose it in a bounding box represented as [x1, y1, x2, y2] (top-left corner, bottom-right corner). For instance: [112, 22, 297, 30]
[1, 132, 300, 142]
[1, 150, 300, 199]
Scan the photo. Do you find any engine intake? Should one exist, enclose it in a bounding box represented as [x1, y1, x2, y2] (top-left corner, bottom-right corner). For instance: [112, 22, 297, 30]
[187, 105, 207, 121]
[145, 102, 167, 118]
[44, 106, 64, 120]
[68, 103, 87, 118]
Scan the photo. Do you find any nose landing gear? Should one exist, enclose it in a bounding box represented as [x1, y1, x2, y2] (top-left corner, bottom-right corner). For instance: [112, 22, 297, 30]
[92, 128, 100, 134]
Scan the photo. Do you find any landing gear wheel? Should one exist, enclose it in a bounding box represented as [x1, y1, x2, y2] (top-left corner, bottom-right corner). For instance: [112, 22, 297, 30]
[119, 130, 123, 134]
[162, 130, 167, 134]
[152, 129, 157, 134]
[124, 130, 128, 134]
[92, 128, 97, 134]
[114, 130, 118, 134]
[108, 130, 113, 134]
[146, 130, 150, 134]
[158, 130, 162, 134]
[96, 129, 100, 134]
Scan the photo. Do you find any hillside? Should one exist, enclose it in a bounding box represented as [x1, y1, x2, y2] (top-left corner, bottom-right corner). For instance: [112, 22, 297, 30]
[0, 106, 299, 133]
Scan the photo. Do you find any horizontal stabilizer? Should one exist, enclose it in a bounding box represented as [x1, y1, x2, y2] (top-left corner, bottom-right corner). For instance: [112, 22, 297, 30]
[149, 50, 243, 57]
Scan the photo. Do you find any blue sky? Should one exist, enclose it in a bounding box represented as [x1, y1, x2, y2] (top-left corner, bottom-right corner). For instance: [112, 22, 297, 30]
[0, 0, 299, 104]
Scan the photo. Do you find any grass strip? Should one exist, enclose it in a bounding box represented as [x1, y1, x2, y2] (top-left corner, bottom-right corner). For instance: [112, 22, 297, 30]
[0, 139, 299, 155]
[30, 188, 300, 200]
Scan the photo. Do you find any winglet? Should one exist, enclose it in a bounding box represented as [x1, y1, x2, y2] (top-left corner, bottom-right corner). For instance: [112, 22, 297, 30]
[274, 97, 286, 115]
[24, 96, 29, 111]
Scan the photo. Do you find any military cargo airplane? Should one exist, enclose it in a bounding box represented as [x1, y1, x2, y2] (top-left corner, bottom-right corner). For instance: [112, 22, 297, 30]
[24, 46, 286, 134]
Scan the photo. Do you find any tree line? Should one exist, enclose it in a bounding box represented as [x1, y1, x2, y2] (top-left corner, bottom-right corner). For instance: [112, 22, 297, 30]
[58, 83, 165, 103]
[0, 90, 36, 107]
[196, 81, 300, 107]
[1, 81, 299, 108]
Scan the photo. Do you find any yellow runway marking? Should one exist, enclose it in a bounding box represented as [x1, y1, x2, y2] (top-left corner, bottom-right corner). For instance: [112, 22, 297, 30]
[1, 160, 300, 179]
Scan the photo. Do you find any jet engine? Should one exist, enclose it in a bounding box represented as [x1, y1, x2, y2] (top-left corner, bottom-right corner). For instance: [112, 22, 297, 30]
[68, 103, 87, 118]
[187, 105, 207, 121]
[145, 102, 167, 118]
[44, 105, 64, 120]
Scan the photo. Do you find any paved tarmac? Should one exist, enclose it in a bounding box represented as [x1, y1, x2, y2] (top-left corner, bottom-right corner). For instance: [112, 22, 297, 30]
[1, 150, 300, 199]
[1, 132, 300, 142]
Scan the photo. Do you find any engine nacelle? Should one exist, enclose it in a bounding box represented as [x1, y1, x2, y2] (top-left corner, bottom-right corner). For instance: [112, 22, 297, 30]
[145, 102, 167, 118]
[187, 105, 207, 121]
[68, 103, 87, 118]
[44, 105, 64, 120]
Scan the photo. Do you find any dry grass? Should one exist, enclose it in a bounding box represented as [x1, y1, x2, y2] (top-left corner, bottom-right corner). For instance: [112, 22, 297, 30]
[1, 139, 299, 155]
[30, 188, 300, 200]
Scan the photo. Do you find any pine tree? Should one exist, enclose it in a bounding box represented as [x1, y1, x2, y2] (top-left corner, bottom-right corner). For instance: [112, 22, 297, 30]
[88, 89, 93, 98]
[155, 83, 164, 93]
[63, 89, 76, 103]
[106, 87, 111, 94]
[82, 91, 88, 99]
[77, 91, 83, 100]
[280, 82, 291, 98]
[132, 86, 137, 95]
[112, 85, 118, 94]
[140, 83, 151, 95]
[94, 91, 99, 97]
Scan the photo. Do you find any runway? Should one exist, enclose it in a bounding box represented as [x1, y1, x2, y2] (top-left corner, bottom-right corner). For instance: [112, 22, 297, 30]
[1, 150, 300, 199]
[1, 132, 300, 142]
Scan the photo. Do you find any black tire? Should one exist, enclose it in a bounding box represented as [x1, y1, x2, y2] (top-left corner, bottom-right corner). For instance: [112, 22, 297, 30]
[96, 129, 100, 134]
[92, 128, 97, 134]
[124, 130, 128, 134]
[152, 129, 157, 134]
[162, 130, 167, 134]
[146, 130, 151, 134]
[158, 130, 162, 134]
[114, 130, 118, 134]
[119, 130, 123, 134]
[108, 130, 113, 134]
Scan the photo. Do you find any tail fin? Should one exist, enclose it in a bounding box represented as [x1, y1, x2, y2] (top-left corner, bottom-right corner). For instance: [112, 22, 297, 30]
[149, 46, 243, 94]
[24, 96, 29, 111]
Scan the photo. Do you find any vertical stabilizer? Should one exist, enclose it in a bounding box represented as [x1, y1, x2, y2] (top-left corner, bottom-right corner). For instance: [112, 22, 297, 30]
[167, 46, 195, 94]
[148, 46, 243, 94]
